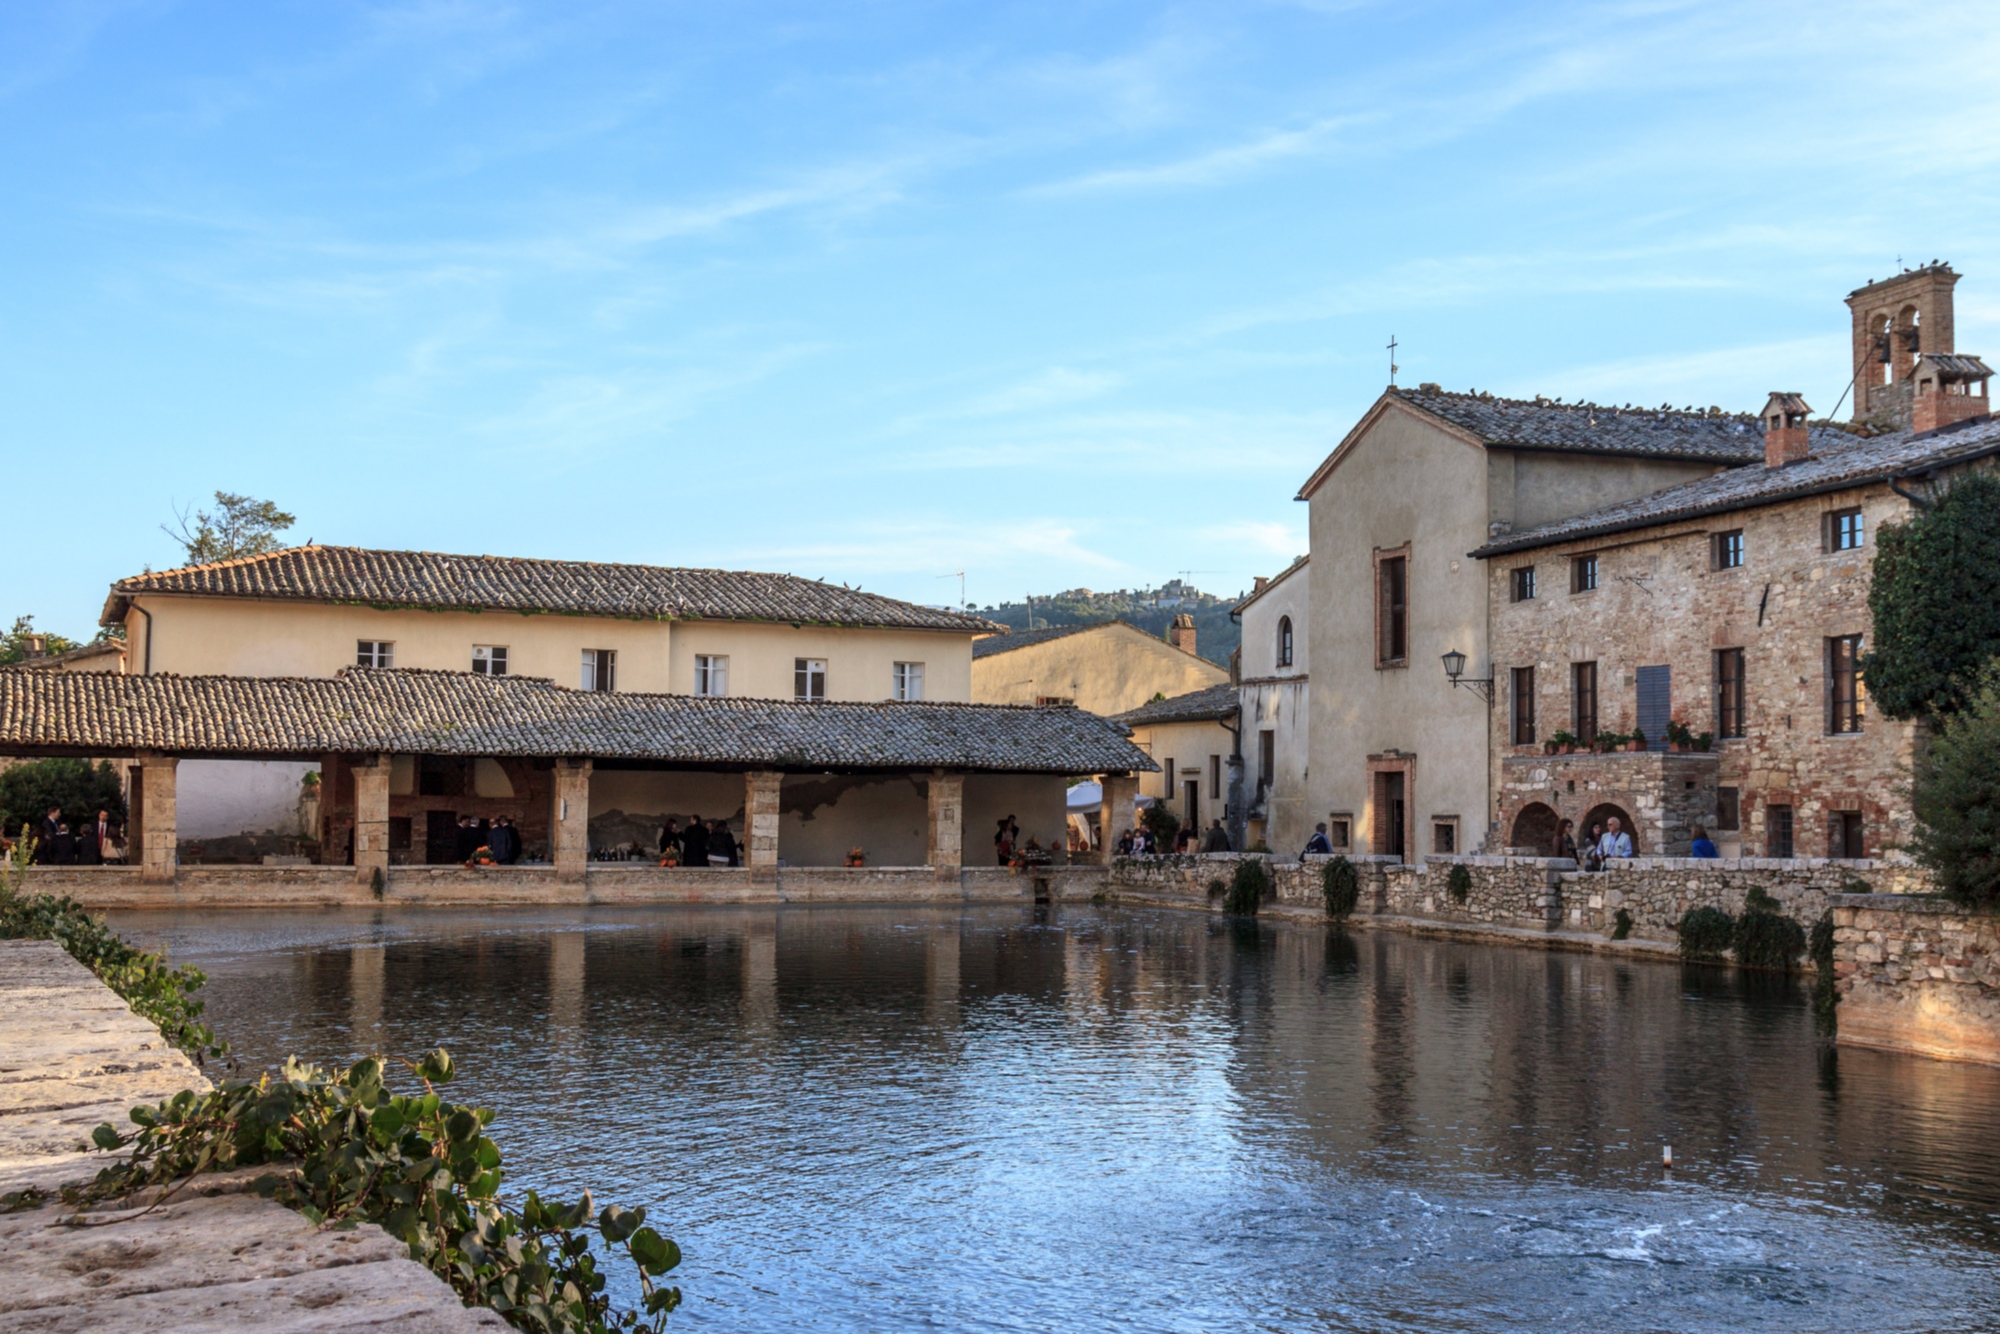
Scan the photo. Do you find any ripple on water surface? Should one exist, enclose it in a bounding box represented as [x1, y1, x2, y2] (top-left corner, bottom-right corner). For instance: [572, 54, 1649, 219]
[113, 904, 2000, 1333]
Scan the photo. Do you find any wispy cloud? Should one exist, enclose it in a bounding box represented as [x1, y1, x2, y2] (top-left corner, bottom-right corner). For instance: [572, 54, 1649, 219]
[1027, 115, 1367, 195]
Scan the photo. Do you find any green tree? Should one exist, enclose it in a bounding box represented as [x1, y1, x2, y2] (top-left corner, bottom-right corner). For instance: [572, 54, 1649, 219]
[0, 615, 80, 666]
[0, 758, 126, 840]
[163, 490, 296, 566]
[1865, 471, 2000, 718]
[1909, 664, 2000, 907]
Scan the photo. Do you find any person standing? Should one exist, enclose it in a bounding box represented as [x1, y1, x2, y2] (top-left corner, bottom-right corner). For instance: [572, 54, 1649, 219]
[660, 818, 681, 863]
[681, 814, 709, 869]
[1555, 818, 1579, 862]
[35, 805, 61, 863]
[995, 817, 1016, 866]
[1596, 816, 1633, 862]
[1689, 824, 1720, 859]
[710, 819, 739, 868]
[489, 818, 519, 865]
[1583, 822, 1605, 872]
[1201, 819, 1231, 853]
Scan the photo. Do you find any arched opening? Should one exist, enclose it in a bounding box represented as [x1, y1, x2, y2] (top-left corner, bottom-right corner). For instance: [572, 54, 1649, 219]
[1875, 313, 1894, 386]
[1582, 802, 1639, 855]
[1277, 616, 1293, 668]
[1509, 802, 1560, 856]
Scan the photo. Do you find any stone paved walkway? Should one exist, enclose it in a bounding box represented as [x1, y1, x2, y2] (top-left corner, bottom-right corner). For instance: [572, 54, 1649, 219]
[0, 938, 500, 1331]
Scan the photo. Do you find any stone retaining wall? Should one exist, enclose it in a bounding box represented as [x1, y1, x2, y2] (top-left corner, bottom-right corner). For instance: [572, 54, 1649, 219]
[1832, 893, 2000, 1066]
[1578, 858, 1922, 941]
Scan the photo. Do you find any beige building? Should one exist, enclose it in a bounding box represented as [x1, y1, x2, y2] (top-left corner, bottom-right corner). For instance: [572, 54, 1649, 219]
[1114, 684, 1237, 843]
[1294, 387, 1830, 860]
[1235, 556, 1310, 853]
[971, 618, 1227, 716]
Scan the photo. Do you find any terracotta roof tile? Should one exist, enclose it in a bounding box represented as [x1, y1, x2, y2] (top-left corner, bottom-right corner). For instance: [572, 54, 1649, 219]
[0, 668, 1154, 773]
[105, 546, 1000, 634]
[1394, 385, 1853, 463]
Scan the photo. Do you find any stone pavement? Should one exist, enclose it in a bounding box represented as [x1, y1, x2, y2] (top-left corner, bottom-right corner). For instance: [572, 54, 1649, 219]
[0, 938, 500, 1331]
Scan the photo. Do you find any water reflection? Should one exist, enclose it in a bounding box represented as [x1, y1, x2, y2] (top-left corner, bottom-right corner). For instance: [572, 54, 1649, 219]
[115, 904, 2000, 1333]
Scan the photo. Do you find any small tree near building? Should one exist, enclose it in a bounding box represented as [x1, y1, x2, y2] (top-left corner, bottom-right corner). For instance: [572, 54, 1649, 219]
[162, 491, 296, 566]
[1909, 664, 2000, 908]
[1866, 471, 2000, 719]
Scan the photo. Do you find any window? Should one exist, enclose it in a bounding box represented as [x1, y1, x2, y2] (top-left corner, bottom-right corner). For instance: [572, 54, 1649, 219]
[1572, 555, 1598, 593]
[1432, 819, 1457, 855]
[1376, 551, 1408, 666]
[1210, 754, 1222, 794]
[581, 649, 616, 692]
[388, 817, 412, 852]
[1277, 616, 1294, 667]
[1829, 634, 1865, 733]
[1510, 566, 1537, 602]
[1328, 816, 1352, 851]
[356, 640, 394, 669]
[795, 658, 826, 700]
[1829, 811, 1864, 859]
[1827, 508, 1865, 551]
[893, 662, 925, 701]
[1258, 730, 1275, 788]
[1164, 758, 1176, 799]
[1768, 804, 1795, 859]
[1572, 661, 1598, 740]
[1715, 648, 1746, 739]
[471, 645, 508, 676]
[1713, 530, 1744, 569]
[1716, 786, 1741, 831]
[1035, 695, 1074, 706]
[694, 654, 729, 697]
[1511, 666, 1536, 746]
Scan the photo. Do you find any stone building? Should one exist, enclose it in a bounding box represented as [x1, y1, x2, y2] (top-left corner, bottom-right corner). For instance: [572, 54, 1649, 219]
[1112, 683, 1238, 843]
[1234, 556, 1310, 853]
[1848, 263, 1962, 429]
[1477, 389, 2000, 860]
[970, 618, 1226, 716]
[1292, 386, 1819, 862]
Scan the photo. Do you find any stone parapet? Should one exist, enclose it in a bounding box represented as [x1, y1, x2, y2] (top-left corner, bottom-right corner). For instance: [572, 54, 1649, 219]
[1830, 893, 2000, 1066]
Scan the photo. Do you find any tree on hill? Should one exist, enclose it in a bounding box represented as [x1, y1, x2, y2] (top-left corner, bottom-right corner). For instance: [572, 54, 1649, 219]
[979, 583, 1243, 666]
[163, 491, 296, 566]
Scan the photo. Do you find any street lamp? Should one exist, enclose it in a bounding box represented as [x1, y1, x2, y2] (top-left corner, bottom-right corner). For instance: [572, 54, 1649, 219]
[1441, 649, 1494, 704]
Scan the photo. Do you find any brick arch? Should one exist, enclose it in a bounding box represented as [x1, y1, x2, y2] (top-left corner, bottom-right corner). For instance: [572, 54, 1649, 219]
[1582, 802, 1639, 854]
[1509, 802, 1560, 856]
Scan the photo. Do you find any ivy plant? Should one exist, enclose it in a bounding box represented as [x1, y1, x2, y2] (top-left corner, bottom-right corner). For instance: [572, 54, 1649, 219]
[1866, 470, 2000, 719]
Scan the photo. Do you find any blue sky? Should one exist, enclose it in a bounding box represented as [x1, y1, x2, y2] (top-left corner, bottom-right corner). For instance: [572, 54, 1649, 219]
[5, 1, 1999, 636]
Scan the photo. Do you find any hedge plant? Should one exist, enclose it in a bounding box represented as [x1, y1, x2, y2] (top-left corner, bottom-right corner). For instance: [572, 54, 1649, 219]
[1909, 663, 2000, 907]
[1321, 856, 1359, 920]
[1224, 859, 1269, 917]
[1677, 906, 1735, 962]
[1446, 864, 1472, 905]
[1732, 887, 1807, 971]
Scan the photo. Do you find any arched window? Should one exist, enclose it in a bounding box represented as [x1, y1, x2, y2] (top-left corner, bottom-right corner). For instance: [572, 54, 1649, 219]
[1277, 616, 1294, 668]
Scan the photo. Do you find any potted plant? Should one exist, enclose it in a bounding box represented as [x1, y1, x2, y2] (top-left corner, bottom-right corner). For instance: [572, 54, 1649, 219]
[1546, 729, 1578, 755]
[1627, 728, 1647, 753]
[1694, 731, 1714, 752]
[845, 846, 866, 867]
[1665, 719, 1696, 751]
[1592, 730, 1623, 753]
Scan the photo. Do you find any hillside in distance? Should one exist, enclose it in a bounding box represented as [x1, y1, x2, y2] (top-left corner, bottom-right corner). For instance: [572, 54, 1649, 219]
[975, 580, 1242, 667]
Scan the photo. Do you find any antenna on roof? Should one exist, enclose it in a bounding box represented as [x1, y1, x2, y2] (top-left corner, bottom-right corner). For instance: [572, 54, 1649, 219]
[1387, 334, 1399, 387]
[937, 569, 966, 610]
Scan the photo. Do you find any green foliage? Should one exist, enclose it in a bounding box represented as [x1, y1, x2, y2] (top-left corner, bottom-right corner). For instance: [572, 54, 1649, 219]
[371, 866, 387, 901]
[1611, 908, 1633, 940]
[1733, 886, 1807, 971]
[1446, 864, 1472, 905]
[163, 490, 296, 566]
[0, 758, 125, 838]
[1677, 906, 1736, 962]
[1547, 730, 1578, 749]
[0, 845, 220, 1058]
[1321, 856, 1359, 920]
[1810, 910, 1838, 1027]
[1206, 878, 1226, 899]
[1139, 802, 1180, 848]
[0, 615, 80, 666]
[1223, 859, 1269, 916]
[980, 584, 1242, 667]
[1866, 471, 2000, 719]
[1909, 664, 2000, 907]
[73, 1052, 682, 1333]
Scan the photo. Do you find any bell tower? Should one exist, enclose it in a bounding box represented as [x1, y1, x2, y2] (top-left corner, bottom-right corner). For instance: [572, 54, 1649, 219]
[1846, 263, 1958, 427]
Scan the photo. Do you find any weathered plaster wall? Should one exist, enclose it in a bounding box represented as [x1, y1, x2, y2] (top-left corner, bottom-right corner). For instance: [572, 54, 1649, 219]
[1126, 717, 1234, 834]
[963, 774, 1070, 868]
[970, 622, 1226, 715]
[175, 758, 315, 840]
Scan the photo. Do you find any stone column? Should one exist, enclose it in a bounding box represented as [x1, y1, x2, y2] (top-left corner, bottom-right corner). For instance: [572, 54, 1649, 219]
[745, 771, 783, 883]
[553, 759, 593, 883]
[136, 753, 179, 883]
[353, 754, 391, 888]
[927, 770, 964, 884]
[1099, 772, 1139, 865]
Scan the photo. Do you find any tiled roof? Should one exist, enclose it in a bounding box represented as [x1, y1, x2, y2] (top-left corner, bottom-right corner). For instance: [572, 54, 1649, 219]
[1922, 354, 1992, 380]
[1474, 414, 2000, 558]
[1233, 555, 1308, 614]
[19, 640, 125, 670]
[0, 668, 1156, 773]
[972, 621, 1119, 659]
[103, 546, 1000, 634]
[1394, 384, 1860, 462]
[1112, 682, 1240, 726]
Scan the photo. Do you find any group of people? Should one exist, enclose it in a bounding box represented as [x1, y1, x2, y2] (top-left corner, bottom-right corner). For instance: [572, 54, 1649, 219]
[659, 815, 740, 867]
[456, 815, 522, 863]
[23, 805, 123, 865]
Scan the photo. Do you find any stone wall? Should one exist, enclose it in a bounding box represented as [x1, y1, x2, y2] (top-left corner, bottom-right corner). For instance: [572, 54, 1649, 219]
[1832, 893, 2000, 1066]
[1486, 476, 1922, 862]
[1377, 855, 1567, 930]
[1579, 857, 1923, 941]
[1497, 751, 1716, 857]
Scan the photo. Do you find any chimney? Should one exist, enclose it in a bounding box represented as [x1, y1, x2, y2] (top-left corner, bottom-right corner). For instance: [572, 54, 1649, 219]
[1761, 393, 1812, 467]
[23, 634, 47, 660]
[1911, 354, 1993, 434]
[1252, 576, 1270, 594]
[1168, 613, 1197, 656]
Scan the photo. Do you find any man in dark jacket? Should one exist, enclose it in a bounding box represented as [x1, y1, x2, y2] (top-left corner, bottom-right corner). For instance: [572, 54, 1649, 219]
[1200, 820, 1231, 853]
[1302, 823, 1334, 856]
[488, 819, 519, 865]
[681, 814, 709, 869]
[709, 819, 738, 867]
[78, 809, 116, 864]
[35, 805, 61, 862]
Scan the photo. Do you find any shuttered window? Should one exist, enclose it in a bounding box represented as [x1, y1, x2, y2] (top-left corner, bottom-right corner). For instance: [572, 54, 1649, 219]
[1715, 649, 1746, 738]
[1636, 665, 1671, 751]
[1376, 554, 1408, 666]
[1511, 667, 1536, 745]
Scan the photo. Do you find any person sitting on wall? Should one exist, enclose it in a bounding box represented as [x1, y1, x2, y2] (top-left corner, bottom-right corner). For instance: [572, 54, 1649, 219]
[1302, 822, 1333, 857]
[1582, 822, 1605, 872]
[1596, 816, 1634, 862]
[682, 814, 710, 869]
[1555, 818, 1579, 863]
[1201, 819, 1231, 854]
[660, 818, 680, 861]
[1174, 825, 1195, 854]
[1689, 824, 1720, 859]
